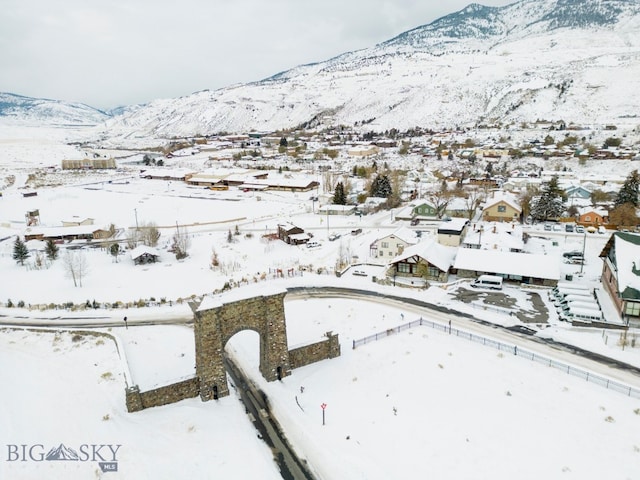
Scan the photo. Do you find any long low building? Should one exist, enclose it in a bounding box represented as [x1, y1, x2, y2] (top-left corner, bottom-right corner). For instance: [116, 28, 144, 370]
[453, 248, 561, 286]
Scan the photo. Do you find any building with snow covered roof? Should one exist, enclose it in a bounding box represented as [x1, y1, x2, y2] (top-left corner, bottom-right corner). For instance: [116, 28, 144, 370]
[370, 227, 417, 259]
[461, 221, 524, 252]
[482, 191, 522, 223]
[578, 207, 608, 227]
[130, 245, 160, 265]
[453, 248, 560, 286]
[600, 232, 640, 325]
[437, 218, 469, 247]
[388, 239, 457, 283]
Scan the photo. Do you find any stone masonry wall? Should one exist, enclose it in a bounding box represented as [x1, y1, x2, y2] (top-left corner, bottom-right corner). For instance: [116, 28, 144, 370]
[288, 333, 341, 370]
[126, 377, 199, 412]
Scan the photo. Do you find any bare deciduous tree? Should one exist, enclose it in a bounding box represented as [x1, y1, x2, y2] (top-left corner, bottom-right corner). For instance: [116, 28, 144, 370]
[463, 187, 485, 220]
[171, 226, 191, 260]
[64, 250, 89, 287]
[139, 222, 161, 247]
[126, 228, 139, 249]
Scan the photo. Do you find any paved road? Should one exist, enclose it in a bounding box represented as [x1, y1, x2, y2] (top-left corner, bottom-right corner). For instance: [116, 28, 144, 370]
[224, 355, 316, 480]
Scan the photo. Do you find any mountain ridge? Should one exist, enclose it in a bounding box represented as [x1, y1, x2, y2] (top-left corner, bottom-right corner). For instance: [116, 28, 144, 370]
[6, 0, 640, 140]
[0, 92, 111, 126]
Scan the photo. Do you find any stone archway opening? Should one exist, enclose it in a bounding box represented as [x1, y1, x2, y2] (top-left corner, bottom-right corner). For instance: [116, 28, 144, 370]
[194, 290, 292, 401]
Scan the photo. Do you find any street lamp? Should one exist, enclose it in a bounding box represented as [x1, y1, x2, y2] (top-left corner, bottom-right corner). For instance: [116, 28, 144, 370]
[580, 230, 586, 274]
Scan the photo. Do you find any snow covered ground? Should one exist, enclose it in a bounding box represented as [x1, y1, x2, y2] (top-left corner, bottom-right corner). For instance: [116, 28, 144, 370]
[2, 127, 640, 478]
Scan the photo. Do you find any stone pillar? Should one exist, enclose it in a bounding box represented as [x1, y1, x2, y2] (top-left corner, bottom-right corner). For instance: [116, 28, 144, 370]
[260, 292, 291, 381]
[194, 307, 229, 401]
[125, 385, 143, 412]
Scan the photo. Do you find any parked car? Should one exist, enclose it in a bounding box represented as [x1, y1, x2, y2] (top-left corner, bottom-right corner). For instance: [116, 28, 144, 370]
[586, 226, 597, 233]
[565, 223, 574, 233]
[352, 269, 368, 277]
[552, 223, 563, 232]
[563, 250, 583, 258]
[575, 225, 585, 234]
[410, 218, 420, 226]
[598, 226, 607, 234]
[544, 223, 552, 231]
[306, 241, 321, 248]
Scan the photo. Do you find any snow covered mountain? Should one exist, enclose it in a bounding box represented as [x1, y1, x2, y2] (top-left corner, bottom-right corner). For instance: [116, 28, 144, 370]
[0, 92, 110, 126]
[99, 0, 640, 141]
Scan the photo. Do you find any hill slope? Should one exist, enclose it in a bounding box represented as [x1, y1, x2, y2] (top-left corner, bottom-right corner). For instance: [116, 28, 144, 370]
[98, 0, 640, 142]
[0, 92, 110, 126]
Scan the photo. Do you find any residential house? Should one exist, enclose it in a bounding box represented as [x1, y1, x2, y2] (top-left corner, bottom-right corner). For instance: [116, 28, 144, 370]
[564, 185, 592, 201]
[453, 248, 560, 286]
[444, 196, 473, 219]
[461, 222, 524, 252]
[412, 201, 439, 218]
[388, 240, 457, 283]
[437, 218, 470, 247]
[578, 207, 608, 227]
[370, 227, 417, 259]
[61, 216, 95, 227]
[482, 191, 522, 223]
[24, 225, 113, 242]
[277, 223, 309, 245]
[131, 245, 160, 265]
[318, 204, 357, 216]
[600, 232, 640, 325]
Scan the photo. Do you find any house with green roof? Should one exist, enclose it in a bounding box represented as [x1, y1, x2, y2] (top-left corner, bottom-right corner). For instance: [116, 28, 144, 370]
[600, 231, 640, 325]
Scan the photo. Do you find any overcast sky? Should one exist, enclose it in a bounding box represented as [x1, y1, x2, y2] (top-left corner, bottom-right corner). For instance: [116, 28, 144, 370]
[1, 0, 514, 110]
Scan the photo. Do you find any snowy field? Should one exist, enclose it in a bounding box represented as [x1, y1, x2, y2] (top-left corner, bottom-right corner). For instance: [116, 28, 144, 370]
[2, 296, 640, 479]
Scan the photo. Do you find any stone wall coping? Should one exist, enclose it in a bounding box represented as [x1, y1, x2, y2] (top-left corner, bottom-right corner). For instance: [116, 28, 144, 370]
[197, 285, 287, 312]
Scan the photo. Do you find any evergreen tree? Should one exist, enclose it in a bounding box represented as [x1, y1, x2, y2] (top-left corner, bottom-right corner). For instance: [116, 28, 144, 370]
[44, 238, 59, 260]
[530, 176, 565, 221]
[333, 182, 347, 205]
[12, 236, 30, 266]
[279, 136, 288, 148]
[370, 174, 392, 198]
[614, 170, 640, 207]
[109, 243, 121, 263]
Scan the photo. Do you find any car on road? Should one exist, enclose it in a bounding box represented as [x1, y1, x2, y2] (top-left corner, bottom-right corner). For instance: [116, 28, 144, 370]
[352, 269, 367, 276]
[328, 233, 341, 241]
[351, 228, 362, 235]
[563, 250, 583, 258]
[410, 218, 420, 226]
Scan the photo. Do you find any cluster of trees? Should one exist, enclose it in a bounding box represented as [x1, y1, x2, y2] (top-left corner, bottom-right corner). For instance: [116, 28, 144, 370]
[13, 236, 88, 287]
[610, 170, 640, 227]
[524, 169, 640, 226]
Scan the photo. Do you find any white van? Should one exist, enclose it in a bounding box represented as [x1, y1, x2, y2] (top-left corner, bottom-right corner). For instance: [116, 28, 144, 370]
[550, 284, 590, 297]
[559, 305, 603, 323]
[552, 288, 592, 304]
[471, 275, 503, 290]
[557, 299, 599, 314]
[554, 292, 595, 307]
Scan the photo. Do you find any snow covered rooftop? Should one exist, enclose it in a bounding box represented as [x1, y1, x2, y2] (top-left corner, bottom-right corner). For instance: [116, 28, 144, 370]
[454, 248, 561, 281]
[391, 239, 457, 273]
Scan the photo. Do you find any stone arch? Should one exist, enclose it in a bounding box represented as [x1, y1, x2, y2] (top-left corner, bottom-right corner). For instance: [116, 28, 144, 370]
[193, 291, 291, 401]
